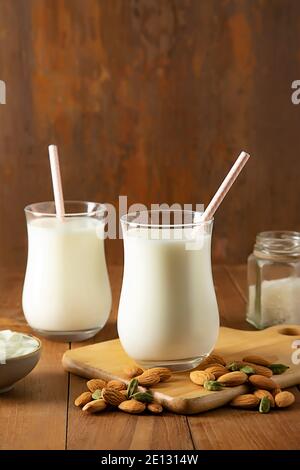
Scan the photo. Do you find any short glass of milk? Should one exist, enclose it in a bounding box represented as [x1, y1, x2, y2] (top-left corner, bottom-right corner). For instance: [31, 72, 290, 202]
[118, 210, 219, 371]
[22, 201, 112, 342]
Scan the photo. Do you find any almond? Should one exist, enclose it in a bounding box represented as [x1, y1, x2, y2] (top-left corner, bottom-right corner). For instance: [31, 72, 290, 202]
[198, 354, 226, 369]
[82, 399, 107, 413]
[272, 387, 282, 397]
[120, 389, 128, 398]
[253, 389, 275, 407]
[242, 355, 271, 367]
[102, 387, 127, 406]
[210, 353, 226, 366]
[74, 391, 93, 407]
[118, 399, 146, 414]
[230, 394, 260, 409]
[86, 378, 107, 393]
[147, 403, 163, 414]
[275, 391, 295, 408]
[142, 367, 172, 382]
[190, 370, 215, 386]
[205, 365, 228, 378]
[204, 362, 227, 369]
[248, 375, 277, 390]
[207, 353, 226, 366]
[136, 372, 161, 387]
[123, 366, 144, 378]
[106, 380, 127, 391]
[242, 362, 273, 378]
[217, 371, 248, 386]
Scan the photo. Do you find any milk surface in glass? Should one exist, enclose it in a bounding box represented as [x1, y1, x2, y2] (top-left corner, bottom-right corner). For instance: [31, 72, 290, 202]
[118, 211, 219, 371]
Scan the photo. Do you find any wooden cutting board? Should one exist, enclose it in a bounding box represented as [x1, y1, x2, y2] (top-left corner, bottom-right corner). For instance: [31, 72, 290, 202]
[62, 325, 300, 414]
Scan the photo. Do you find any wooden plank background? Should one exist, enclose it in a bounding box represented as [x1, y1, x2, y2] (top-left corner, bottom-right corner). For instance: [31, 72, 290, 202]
[0, 0, 300, 268]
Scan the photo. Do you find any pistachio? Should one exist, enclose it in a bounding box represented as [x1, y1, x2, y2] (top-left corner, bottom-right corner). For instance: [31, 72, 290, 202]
[259, 396, 271, 414]
[131, 391, 153, 403]
[204, 380, 224, 391]
[92, 389, 102, 400]
[269, 364, 289, 375]
[127, 378, 139, 398]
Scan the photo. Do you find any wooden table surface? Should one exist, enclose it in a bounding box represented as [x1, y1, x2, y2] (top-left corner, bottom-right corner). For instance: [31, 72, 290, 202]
[1, 265, 300, 450]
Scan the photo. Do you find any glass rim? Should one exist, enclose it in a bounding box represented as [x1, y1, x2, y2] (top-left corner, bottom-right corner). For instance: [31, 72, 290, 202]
[24, 201, 107, 218]
[120, 209, 213, 228]
[255, 230, 300, 258]
[256, 230, 300, 242]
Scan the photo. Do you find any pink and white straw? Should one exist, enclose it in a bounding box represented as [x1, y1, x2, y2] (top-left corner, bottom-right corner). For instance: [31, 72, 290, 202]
[201, 150, 250, 222]
[48, 144, 65, 219]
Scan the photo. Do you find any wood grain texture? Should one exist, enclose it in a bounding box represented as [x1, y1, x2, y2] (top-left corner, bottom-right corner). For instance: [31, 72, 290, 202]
[188, 397, 300, 450]
[68, 373, 194, 450]
[1, 266, 300, 449]
[0, 270, 69, 450]
[0, 340, 69, 450]
[66, 266, 193, 449]
[1, 0, 300, 267]
[63, 326, 300, 414]
[188, 264, 300, 450]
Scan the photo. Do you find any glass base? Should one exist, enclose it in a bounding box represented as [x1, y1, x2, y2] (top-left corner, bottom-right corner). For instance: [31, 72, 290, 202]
[32, 327, 102, 342]
[137, 355, 209, 372]
[246, 317, 264, 330]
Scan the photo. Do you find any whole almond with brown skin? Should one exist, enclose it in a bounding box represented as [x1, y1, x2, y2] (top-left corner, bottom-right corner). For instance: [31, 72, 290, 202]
[242, 355, 271, 367]
[217, 371, 248, 386]
[197, 358, 215, 370]
[230, 394, 260, 409]
[248, 375, 277, 390]
[275, 391, 295, 408]
[148, 403, 163, 414]
[253, 389, 275, 407]
[242, 362, 273, 378]
[74, 391, 93, 407]
[123, 366, 144, 378]
[106, 380, 127, 391]
[102, 388, 127, 406]
[120, 389, 128, 397]
[203, 362, 226, 369]
[82, 399, 107, 413]
[142, 367, 172, 382]
[208, 353, 226, 366]
[205, 365, 228, 378]
[87, 379, 107, 393]
[198, 354, 226, 369]
[190, 370, 215, 386]
[136, 372, 160, 387]
[272, 387, 282, 397]
[118, 399, 146, 414]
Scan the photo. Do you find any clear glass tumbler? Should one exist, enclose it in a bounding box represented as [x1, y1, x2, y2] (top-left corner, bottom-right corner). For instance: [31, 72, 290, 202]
[22, 201, 112, 342]
[117, 210, 219, 371]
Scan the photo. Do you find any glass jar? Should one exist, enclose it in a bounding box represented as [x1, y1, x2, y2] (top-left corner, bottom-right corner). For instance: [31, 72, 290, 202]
[22, 201, 112, 342]
[117, 209, 219, 371]
[247, 231, 300, 329]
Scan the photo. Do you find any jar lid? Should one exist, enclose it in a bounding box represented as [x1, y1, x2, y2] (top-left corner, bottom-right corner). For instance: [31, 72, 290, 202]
[255, 231, 300, 259]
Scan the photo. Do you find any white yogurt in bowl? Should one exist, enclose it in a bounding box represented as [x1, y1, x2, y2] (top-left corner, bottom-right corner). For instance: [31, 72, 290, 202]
[0, 330, 41, 393]
[0, 330, 40, 363]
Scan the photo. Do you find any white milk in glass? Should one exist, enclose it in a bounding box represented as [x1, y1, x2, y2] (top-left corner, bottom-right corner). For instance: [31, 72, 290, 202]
[23, 213, 111, 341]
[118, 222, 219, 371]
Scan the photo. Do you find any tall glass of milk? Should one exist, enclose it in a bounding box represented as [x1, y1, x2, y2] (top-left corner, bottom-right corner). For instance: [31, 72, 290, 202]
[22, 201, 112, 342]
[118, 210, 219, 371]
